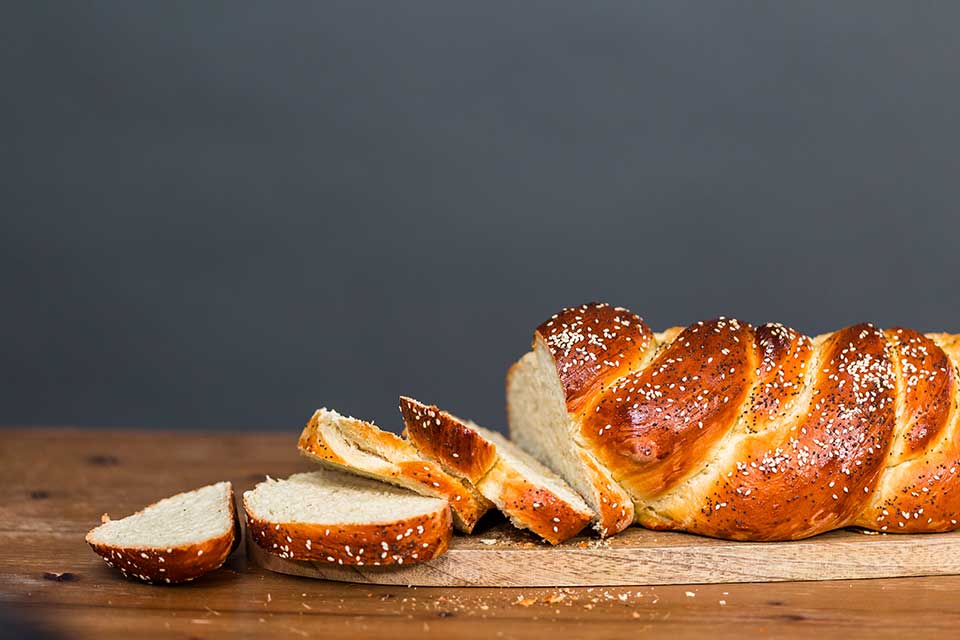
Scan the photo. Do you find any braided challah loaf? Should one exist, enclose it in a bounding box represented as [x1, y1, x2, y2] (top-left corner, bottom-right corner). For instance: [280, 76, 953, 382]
[508, 303, 960, 541]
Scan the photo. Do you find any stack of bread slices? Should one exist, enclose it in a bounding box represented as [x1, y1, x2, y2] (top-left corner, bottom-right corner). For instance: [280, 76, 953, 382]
[86, 396, 597, 583]
[244, 396, 598, 567]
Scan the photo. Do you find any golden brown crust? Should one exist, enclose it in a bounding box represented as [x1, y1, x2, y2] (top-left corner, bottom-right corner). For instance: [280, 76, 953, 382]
[399, 396, 497, 484]
[535, 303, 656, 414]
[746, 323, 814, 432]
[853, 332, 960, 533]
[298, 410, 491, 533]
[582, 317, 756, 500]
[392, 461, 491, 532]
[243, 495, 451, 566]
[86, 486, 238, 584]
[401, 396, 593, 544]
[885, 328, 954, 457]
[483, 462, 592, 544]
[528, 303, 960, 540]
[575, 448, 635, 537]
[662, 323, 897, 540]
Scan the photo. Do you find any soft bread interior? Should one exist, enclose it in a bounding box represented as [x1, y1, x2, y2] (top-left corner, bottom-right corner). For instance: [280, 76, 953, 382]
[86, 482, 233, 549]
[243, 470, 448, 524]
[508, 348, 605, 512]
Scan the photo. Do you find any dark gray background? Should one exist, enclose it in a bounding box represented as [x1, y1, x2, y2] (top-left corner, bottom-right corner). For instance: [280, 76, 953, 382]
[4, 2, 959, 434]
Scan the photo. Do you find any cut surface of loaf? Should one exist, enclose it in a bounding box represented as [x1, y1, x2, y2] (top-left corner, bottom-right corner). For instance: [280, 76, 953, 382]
[508, 344, 637, 537]
[298, 408, 491, 532]
[85, 481, 238, 584]
[509, 302, 960, 541]
[400, 396, 594, 544]
[243, 470, 452, 566]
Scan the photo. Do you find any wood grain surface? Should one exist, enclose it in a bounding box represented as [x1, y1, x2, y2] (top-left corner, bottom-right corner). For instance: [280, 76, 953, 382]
[250, 517, 960, 587]
[2, 427, 960, 639]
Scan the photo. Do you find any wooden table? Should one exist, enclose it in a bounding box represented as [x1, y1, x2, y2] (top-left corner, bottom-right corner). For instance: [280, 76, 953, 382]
[2, 428, 958, 639]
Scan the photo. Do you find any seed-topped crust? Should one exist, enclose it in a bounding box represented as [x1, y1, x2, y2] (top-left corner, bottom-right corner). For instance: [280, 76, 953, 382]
[482, 461, 592, 544]
[535, 303, 657, 414]
[583, 317, 757, 500]
[85, 484, 239, 584]
[243, 494, 451, 566]
[400, 396, 497, 484]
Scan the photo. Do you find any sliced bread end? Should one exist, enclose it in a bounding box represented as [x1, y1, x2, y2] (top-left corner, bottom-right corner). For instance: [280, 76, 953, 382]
[85, 481, 238, 584]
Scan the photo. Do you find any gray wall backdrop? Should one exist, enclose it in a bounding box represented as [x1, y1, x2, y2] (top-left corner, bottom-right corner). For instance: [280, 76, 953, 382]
[3, 2, 959, 433]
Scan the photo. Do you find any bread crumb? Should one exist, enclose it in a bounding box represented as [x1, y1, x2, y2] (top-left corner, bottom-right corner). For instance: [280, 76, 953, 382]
[543, 593, 566, 604]
[100, 513, 111, 523]
[479, 539, 497, 545]
[685, 591, 696, 597]
[514, 596, 537, 607]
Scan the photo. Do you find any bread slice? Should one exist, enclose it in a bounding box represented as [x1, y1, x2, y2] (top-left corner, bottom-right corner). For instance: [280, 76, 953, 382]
[400, 396, 594, 544]
[298, 408, 492, 533]
[85, 481, 238, 584]
[243, 470, 451, 566]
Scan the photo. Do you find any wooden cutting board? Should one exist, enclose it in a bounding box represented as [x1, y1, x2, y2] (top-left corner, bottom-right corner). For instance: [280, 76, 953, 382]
[248, 520, 960, 587]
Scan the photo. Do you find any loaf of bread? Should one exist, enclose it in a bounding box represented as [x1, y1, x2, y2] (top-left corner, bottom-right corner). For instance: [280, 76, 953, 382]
[509, 302, 960, 540]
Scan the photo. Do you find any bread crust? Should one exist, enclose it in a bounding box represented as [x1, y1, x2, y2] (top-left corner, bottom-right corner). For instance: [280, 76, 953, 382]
[243, 493, 451, 566]
[535, 303, 657, 414]
[86, 484, 239, 584]
[399, 396, 497, 484]
[480, 461, 592, 544]
[298, 410, 491, 533]
[573, 448, 635, 537]
[400, 397, 593, 544]
[581, 317, 758, 500]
